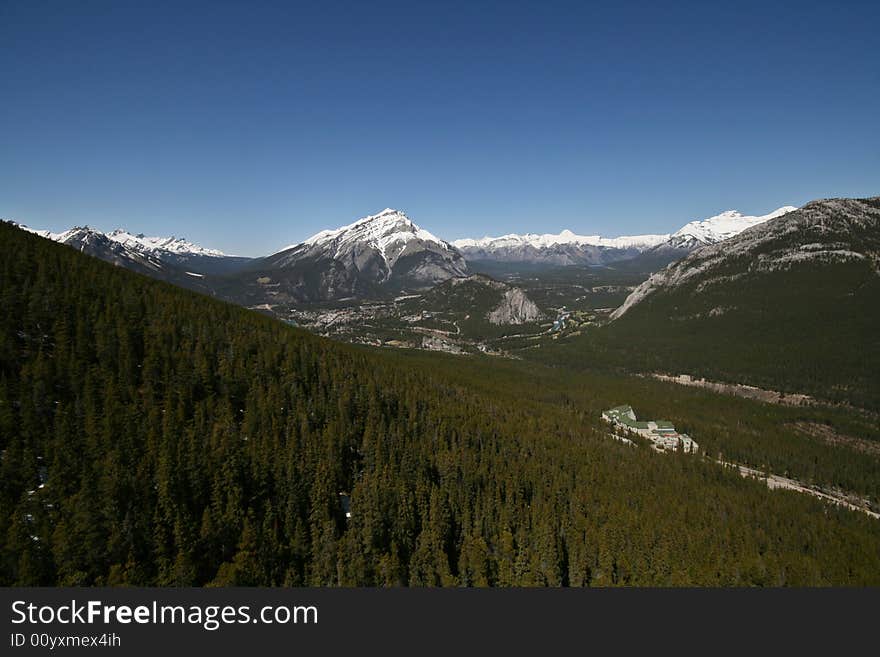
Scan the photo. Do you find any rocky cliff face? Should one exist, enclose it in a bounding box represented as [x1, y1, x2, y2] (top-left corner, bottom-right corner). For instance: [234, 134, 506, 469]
[487, 287, 545, 325]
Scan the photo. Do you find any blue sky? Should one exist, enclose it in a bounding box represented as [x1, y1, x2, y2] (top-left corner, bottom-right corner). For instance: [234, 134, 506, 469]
[1, 0, 878, 256]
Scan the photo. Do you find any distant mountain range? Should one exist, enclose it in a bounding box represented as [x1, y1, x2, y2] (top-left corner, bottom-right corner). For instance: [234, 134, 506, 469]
[453, 230, 669, 265]
[5, 196, 878, 405]
[16, 224, 253, 277]
[453, 206, 798, 265]
[10, 203, 800, 304]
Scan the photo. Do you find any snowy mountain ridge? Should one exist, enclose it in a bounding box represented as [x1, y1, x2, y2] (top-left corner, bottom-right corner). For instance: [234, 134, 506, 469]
[667, 206, 798, 249]
[17, 223, 229, 258]
[107, 229, 228, 257]
[280, 208, 454, 267]
[453, 229, 670, 251]
[453, 205, 799, 263]
[262, 208, 468, 302]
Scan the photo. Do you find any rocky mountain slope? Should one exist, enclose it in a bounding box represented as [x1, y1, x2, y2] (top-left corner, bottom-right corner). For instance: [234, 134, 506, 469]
[244, 209, 468, 303]
[15, 223, 251, 276]
[599, 196, 880, 408]
[14, 209, 468, 305]
[104, 228, 252, 274]
[23, 225, 168, 275]
[612, 199, 877, 319]
[654, 206, 798, 251]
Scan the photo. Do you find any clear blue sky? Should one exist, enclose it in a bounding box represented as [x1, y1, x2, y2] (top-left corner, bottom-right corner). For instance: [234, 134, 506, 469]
[2, 0, 878, 256]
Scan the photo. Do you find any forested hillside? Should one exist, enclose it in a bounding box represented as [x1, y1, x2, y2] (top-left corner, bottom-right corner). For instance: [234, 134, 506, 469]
[390, 351, 880, 506]
[545, 198, 880, 410]
[2, 222, 880, 586]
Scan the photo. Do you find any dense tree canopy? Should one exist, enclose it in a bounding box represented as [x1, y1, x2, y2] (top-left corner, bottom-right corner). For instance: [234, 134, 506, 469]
[2, 222, 879, 586]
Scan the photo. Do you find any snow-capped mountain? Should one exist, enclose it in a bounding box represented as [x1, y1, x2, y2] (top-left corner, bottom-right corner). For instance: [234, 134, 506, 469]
[663, 206, 798, 250]
[256, 209, 468, 302]
[453, 229, 670, 252]
[21, 224, 228, 257]
[103, 228, 253, 274]
[15, 222, 251, 275]
[453, 206, 799, 265]
[107, 228, 228, 257]
[278, 208, 464, 273]
[453, 230, 669, 250]
[18, 225, 170, 275]
[453, 229, 669, 265]
[611, 198, 879, 320]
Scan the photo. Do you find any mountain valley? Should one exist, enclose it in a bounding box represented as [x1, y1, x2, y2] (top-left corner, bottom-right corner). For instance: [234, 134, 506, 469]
[13, 203, 793, 356]
[9, 198, 878, 405]
[3, 219, 880, 587]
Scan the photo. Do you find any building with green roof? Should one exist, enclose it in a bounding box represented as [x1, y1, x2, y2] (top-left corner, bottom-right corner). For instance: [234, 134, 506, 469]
[602, 406, 699, 453]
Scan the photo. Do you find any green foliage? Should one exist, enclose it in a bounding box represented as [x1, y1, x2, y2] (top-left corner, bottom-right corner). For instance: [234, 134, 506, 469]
[390, 350, 880, 503]
[2, 222, 880, 586]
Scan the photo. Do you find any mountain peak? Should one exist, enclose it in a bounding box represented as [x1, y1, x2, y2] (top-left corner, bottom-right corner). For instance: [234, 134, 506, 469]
[268, 209, 468, 300]
[352, 208, 417, 232]
[301, 209, 443, 252]
[670, 206, 798, 246]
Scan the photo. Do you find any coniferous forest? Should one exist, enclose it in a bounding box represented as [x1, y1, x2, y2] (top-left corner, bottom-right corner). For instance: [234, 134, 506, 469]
[2, 222, 880, 586]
